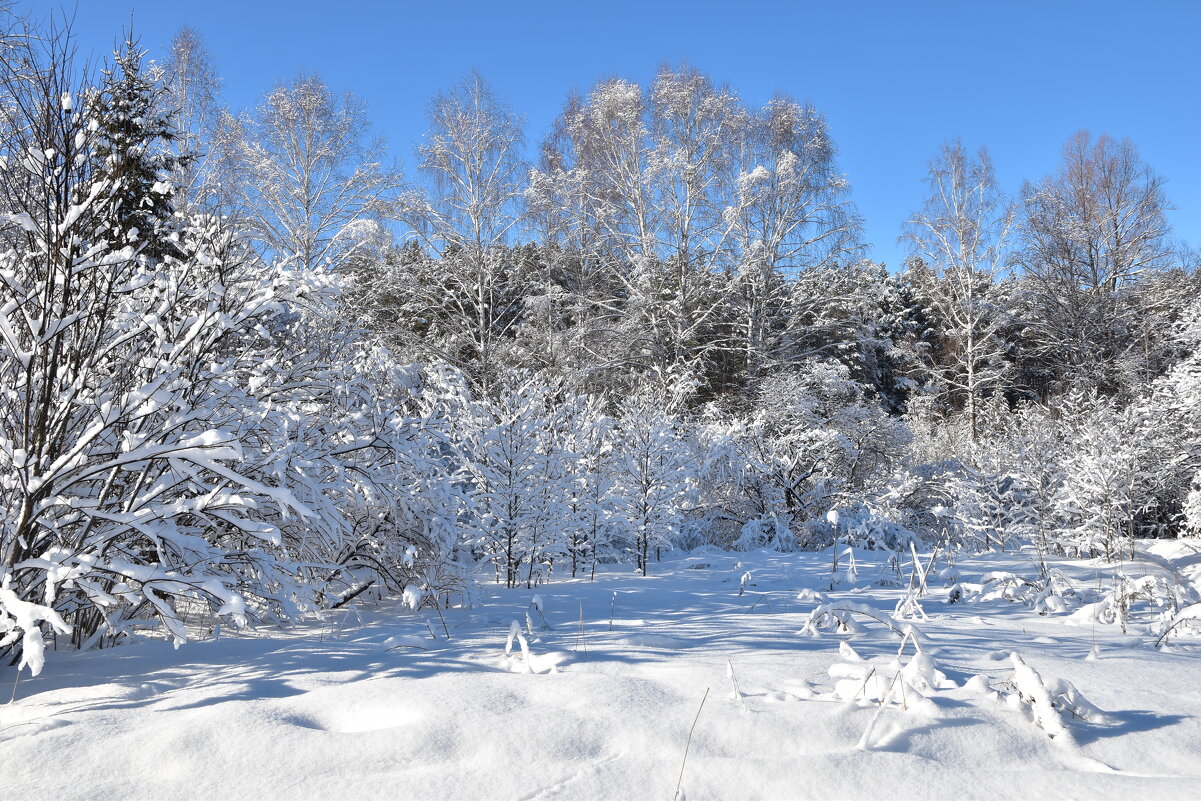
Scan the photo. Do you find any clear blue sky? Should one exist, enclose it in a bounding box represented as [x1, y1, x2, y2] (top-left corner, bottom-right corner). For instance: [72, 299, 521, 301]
[42, 0, 1201, 269]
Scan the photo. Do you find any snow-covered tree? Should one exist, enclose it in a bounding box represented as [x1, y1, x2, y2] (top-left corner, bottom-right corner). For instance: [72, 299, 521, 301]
[215, 73, 401, 270]
[1017, 131, 1178, 397]
[391, 73, 530, 395]
[158, 25, 223, 213]
[740, 361, 908, 541]
[1142, 298, 1201, 536]
[1050, 391, 1145, 559]
[534, 70, 736, 400]
[87, 37, 184, 261]
[609, 390, 699, 575]
[557, 393, 617, 578]
[726, 96, 862, 385]
[456, 378, 570, 588]
[902, 141, 1014, 446]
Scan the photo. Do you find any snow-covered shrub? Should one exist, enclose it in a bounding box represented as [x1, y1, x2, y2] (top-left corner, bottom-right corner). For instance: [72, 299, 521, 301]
[1069, 572, 1183, 635]
[0, 40, 308, 664]
[825, 502, 919, 551]
[1155, 603, 1201, 647]
[801, 601, 926, 646]
[943, 468, 1021, 552]
[711, 360, 909, 548]
[1001, 653, 1113, 740]
[733, 516, 797, 552]
[284, 309, 478, 611]
[1142, 298, 1201, 537]
[948, 569, 1074, 614]
[805, 637, 952, 750]
[0, 148, 327, 648]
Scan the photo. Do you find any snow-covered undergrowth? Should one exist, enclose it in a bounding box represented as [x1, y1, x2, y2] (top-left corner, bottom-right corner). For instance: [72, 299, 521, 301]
[4, 542, 1201, 801]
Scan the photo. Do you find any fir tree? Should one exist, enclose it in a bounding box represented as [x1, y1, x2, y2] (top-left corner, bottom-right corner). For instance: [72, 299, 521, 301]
[88, 36, 184, 261]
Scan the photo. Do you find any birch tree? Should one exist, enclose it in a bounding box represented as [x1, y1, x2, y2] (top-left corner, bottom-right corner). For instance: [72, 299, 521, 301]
[158, 25, 223, 212]
[535, 69, 740, 399]
[216, 74, 401, 270]
[726, 97, 861, 384]
[1017, 131, 1176, 395]
[397, 72, 528, 395]
[902, 141, 1014, 445]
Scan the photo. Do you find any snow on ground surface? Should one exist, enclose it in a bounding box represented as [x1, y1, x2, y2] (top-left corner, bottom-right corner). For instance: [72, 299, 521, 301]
[5, 541, 1201, 800]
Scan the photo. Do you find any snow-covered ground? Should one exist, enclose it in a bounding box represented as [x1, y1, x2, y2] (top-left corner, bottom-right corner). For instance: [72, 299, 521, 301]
[5, 542, 1201, 800]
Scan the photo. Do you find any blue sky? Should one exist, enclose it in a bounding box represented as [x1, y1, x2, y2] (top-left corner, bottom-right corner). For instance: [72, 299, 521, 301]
[47, 0, 1201, 269]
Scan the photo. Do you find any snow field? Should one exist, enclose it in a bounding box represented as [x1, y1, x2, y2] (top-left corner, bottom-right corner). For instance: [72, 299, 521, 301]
[4, 545, 1201, 800]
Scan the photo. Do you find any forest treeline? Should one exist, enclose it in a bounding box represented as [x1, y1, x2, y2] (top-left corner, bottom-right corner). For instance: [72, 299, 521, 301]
[1, 12, 1198, 672]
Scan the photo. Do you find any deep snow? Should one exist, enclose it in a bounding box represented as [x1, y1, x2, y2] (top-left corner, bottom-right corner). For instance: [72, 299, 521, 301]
[4, 542, 1201, 800]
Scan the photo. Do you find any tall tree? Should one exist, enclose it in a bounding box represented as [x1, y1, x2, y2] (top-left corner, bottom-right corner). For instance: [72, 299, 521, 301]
[534, 71, 727, 397]
[158, 25, 222, 212]
[902, 141, 1014, 445]
[726, 96, 862, 386]
[216, 73, 401, 270]
[533, 70, 863, 402]
[397, 71, 529, 395]
[1017, 131, 1177, 395]
[88, 36, 183, 261]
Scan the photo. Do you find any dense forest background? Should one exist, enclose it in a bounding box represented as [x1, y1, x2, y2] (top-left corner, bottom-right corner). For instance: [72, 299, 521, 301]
[1, 9, 1198, 672]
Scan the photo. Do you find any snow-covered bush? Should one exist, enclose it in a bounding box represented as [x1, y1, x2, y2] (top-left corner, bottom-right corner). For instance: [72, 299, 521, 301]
[1144, 298, 1201, 536]
[823, 502, 920, 552]
[0, 158, 321, 657]
[1001, 653, 1113, 740]
[710, 360, 909, 549]
[733, 516, 797, 552]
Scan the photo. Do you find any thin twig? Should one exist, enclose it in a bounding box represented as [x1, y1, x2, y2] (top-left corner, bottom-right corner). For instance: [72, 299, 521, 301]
[434, 602, 451, 639]
[576, 602, 587, 654]
[673, 687, 709, 801]
[727, 659, 749, 713]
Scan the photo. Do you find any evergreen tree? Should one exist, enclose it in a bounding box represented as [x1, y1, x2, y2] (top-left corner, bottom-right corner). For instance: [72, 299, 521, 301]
[88, 36, 184, 261]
